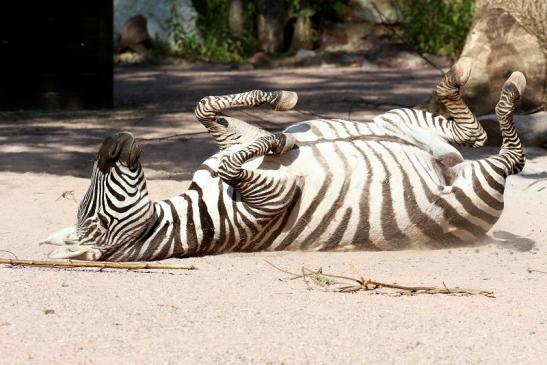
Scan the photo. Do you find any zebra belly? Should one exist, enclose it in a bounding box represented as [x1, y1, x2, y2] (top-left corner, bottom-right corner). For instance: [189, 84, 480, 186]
[260, 118, 501, 250]
[256, 137, 452, 251]
[195, 119, 498, 253]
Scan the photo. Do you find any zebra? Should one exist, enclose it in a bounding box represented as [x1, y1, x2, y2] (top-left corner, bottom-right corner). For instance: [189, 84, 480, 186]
[41, 58, 527, 261]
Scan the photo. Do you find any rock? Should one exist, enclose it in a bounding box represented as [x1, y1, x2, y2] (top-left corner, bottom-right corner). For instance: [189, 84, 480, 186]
[238, 63, 255, 71]
[360, 59, 381, 71]
[459, 8, 545, 115]
[115, 14, 152, 55]
[350, 0, 399, 24]
[114, 51, 147, 64]
[419, 1, 546, 118]
[114, 0, 197, 43]
[295, 49, 316, 60]
[320, 63, 336, 69]
[249, 51, 271, 66]
[385, 51, 429, 69]
[479, 112, 547, 147]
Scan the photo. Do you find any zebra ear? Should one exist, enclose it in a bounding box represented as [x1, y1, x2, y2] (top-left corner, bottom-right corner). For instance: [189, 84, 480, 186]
[40, 226, 79, 246]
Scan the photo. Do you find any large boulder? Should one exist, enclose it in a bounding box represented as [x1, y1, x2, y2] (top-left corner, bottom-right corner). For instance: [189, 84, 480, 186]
[459, 7, 546, 115]
[115, 14, 152, 54]
[422, 0, 546, 115]
[417, 0, 547, 146]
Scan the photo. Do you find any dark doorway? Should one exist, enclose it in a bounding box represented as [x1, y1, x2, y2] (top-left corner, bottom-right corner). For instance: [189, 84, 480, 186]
[0, 0, 113, 110]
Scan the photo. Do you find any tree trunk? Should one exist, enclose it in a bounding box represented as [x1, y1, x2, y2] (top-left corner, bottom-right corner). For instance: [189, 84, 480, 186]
[254, 0, 287, 53]
[290, 17, 313, 51]
[229, 0, 244, 36]
[289, 0, 313, 51]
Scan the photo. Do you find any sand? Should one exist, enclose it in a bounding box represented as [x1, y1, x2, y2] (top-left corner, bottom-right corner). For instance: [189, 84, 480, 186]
[0, 65, 546, 364]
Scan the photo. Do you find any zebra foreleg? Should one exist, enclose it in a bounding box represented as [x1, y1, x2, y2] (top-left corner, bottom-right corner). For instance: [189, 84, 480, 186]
[195, 90, 298, 150]
[444, 72, 526, 241]
[451, 71, 525, 215]
[218, 132, 302, 215]
[435, 57, 488, 147]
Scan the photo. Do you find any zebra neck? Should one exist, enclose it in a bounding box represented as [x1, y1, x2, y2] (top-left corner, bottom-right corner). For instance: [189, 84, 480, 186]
[123, 190, 214, 261]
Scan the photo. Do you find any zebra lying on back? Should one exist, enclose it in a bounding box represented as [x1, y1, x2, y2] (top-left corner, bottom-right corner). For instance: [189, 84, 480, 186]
[42, 58, 527, 261]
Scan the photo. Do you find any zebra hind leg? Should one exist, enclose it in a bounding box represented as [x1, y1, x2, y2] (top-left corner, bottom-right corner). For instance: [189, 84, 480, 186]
[489, 71, 526, 176]
[218, 132, 301, 215]
[195, 90, 298, 150]
[436, 57, 487, 147]
[445, 72, 526, 244]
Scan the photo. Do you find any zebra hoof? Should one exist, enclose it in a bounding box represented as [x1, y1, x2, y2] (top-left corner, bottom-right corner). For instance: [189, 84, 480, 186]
[452, 57, 473, 86]
[503, 71, 526, 98]
[273, 91, 298, 111]
[273, 133, 297, 155]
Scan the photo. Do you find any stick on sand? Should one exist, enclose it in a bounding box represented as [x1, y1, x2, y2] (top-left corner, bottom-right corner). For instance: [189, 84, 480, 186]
[0, 258, 197, 271]
[265, 260, 494, 297]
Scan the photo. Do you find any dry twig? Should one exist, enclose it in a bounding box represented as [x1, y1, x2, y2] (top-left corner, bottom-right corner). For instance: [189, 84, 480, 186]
[265, 260, 494, 297]
[0, 258, 197, 271]
[56, 190, 77, 202]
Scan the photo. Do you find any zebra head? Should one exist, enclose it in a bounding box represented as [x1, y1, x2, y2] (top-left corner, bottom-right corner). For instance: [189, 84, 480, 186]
[41, 132, 155, 260]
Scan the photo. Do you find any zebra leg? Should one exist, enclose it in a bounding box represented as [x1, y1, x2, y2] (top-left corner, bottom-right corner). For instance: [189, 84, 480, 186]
[486, 71, 526, 176]
[435, 57, 487, 147]
[218, 132, 301, 215]
[195, 90, 298, 150]
[440, 72, 526, 244]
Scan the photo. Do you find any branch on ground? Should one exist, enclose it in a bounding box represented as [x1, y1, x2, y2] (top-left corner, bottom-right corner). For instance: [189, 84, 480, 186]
[266, 260, 495, 297]
[0, 258, 197, 271]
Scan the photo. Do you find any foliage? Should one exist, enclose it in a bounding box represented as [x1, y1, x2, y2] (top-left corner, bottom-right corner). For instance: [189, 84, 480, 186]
[166, 1, 257, 63]
[146, 36, 172, 63]
[287, 0, 346, 48]
[394, 0, 475, 58]
[289, 0, 345, 23]
[166, 0, 347, 62]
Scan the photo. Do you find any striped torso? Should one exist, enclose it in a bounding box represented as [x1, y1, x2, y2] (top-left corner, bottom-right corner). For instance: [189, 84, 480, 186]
[152, 111, 505, 257]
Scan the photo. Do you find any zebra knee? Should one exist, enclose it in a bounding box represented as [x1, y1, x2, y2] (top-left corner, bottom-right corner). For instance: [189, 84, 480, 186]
[271, 133, 297, 155]
[470, 128, 488, 147]
[195, 96, 218, 121]
[218, 155, 243, 186]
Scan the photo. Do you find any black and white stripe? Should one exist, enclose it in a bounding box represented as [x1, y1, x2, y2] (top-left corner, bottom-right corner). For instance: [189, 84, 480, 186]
[67, 61, 526, 261]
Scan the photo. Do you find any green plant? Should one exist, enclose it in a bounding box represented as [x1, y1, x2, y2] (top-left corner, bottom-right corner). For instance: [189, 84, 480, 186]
[290, 0, 345, 24]
[146, 36, 172, 63]
[166, 1, 257, 63]
[394, 0, 475, 58]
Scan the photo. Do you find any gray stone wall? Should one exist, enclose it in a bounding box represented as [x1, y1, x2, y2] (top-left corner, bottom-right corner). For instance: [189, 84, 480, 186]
[350, 0, 399, 24]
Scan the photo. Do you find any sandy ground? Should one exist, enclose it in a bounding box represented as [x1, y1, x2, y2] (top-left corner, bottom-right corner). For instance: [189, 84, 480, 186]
[0, 65, 546, 364]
